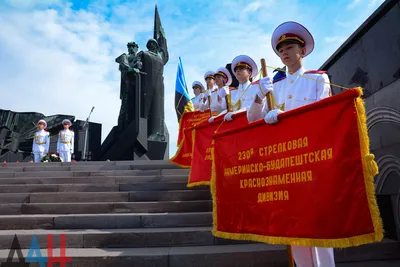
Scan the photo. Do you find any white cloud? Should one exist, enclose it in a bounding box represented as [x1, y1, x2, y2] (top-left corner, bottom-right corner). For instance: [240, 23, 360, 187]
[347, 0, 362, 9]
[244, 2, 262, 13]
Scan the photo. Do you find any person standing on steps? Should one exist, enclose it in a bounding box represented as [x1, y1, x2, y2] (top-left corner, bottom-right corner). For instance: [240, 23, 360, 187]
[32, 119, 50, 163]
[207, 67, 233, 122]
[191, 81, 205, 110]
[246, 21, 335, 267]
[200, 71, 218, 113]
[223, 54, 260, 121]
[57, 119, 75, 163]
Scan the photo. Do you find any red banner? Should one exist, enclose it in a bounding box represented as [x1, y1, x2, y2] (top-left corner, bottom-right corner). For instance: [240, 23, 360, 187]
[211, 88, 383, 248]
[188, 111, 249, 187]
[177, 110, 215, 146]
[170, 127, 194, 168]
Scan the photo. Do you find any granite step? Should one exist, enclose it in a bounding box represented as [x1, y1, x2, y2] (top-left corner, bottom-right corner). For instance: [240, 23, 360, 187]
[0, 182, 195, 193]
[119, 182, 193, 191]
[0, 169, 189, 178]
[0, 229, 398, 263]
[0, 200, 211, 215]
[0, 160, 180, 168]
[0, 227, 216, 249]
[0, 212, 212, 230]
[0, 175, 189, 185]
[0, 184, 119, 193]
[0, 190, 210, 204]
[1, 243, 397, 267]
[0, 244, 287, 267]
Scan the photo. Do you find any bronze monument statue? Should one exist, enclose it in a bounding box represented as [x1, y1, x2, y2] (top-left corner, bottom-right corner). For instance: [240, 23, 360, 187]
[100, 5, 169, 160]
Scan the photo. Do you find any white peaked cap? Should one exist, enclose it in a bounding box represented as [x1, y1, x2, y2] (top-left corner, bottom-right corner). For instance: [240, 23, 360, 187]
[231, 55, 259, 78]
[271, 21, 314, 57]
[62, 119, 72, 126]
[204, 71, 215, 81]
[192, 81, 205, 90]
[215, 67, 232, 86]
[37, 119, 47, 129]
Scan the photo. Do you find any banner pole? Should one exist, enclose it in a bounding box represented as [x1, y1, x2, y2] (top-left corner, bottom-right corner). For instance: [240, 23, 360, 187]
[260, 58, 294, 267]
[260, 59, 273, 111]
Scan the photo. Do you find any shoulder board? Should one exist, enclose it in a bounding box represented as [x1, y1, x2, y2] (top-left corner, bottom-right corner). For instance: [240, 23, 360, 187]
[212, 88, 218, 92]
[251, 81, 259, 85]
[70, 129, 74, 132]
[273, 77, 287, 84]
[229, 86, 238, 91]
[44, 130, 49, 132]
[304, 70, 326, 74]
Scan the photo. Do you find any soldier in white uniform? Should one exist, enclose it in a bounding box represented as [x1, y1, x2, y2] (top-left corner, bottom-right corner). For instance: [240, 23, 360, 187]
[57, 119, 75, 162]
[206, 67, 232, 122]
[200, 71, 218, 112]
[32, 119, 50, 163]
[191, 81, 205, 110]
[247, 21, 335, 267]
[224, 55, 260, 121]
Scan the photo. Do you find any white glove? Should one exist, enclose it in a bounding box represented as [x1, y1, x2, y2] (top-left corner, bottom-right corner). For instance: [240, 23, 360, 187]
[208, 116, 216, 122]
[199, 102, 208, 112]
[257, 76, 274, 99]
[224, 111, 236, 121]
[204, 90, 212, 98]
[218, 87, 229, 99]
[70, 150, 74, 154]
[264, 109, 284, 124]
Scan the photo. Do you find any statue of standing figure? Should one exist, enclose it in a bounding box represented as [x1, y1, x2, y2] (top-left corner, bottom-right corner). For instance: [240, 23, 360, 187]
[115, 42, 142, 132]
[102, 5, 169, 161]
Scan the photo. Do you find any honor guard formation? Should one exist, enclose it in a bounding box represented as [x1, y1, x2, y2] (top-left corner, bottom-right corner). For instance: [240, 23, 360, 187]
[32, 118, 75, 163]
[189, 21, 335, 267]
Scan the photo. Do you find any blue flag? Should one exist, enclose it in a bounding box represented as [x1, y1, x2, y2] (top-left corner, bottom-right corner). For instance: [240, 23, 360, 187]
[175, 57, 193, 121]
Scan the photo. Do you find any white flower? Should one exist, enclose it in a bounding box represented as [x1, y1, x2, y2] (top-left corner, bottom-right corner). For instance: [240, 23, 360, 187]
[51, 154, 58, 157]
[44, 160, 49, 163]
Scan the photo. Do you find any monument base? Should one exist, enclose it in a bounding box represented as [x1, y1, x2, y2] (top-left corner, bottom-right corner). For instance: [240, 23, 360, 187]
[100, 118, 169, 161]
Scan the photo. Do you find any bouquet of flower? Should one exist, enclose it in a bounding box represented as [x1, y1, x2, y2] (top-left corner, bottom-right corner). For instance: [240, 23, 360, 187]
[41, 153, 63, 162]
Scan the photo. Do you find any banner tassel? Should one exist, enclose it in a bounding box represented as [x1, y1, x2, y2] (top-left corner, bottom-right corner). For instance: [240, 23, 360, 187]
[354, 87, 384, 243]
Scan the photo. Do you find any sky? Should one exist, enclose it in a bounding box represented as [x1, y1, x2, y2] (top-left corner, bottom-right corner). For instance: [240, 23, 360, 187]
[0, 0, 385, 157]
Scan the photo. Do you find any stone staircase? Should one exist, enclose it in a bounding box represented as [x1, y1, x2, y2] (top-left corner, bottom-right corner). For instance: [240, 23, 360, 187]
[0, 160, 399, 267]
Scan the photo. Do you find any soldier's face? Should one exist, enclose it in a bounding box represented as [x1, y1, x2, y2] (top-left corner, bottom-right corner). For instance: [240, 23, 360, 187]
[38, 123, 45, 130]
[278, 42, 305, 67]
[128, 46, 137, 55]
[206, 77, 214, 87]
[63, 123, 70, 129]
[149, 42, 157, 52]
[215, 75, 225, 87]
[234, 66, 251, 82]
[193, 86, 201, 96]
